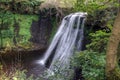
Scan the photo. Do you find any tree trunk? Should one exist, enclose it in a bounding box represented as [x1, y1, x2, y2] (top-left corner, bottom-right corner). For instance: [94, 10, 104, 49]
[106, 12, 120, 79]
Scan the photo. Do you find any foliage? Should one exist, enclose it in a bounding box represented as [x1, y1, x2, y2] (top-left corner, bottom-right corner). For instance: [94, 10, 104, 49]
[0, 70, 34, 80]
[0, 11, 14, 48]
[43, 62, 74, 80]
[86, 30, 110, 52]
[72, 50, 106, 80]
[15, 0, 43, 14]
[74, 0, 117, 37]
[0, 11, 38, 48]
[0, 0, 11, 2]
[0, 0, 43, 14]
[13, 14, 38, 46]
[74, 0, 118, 13]
[0, 63, 44, 80]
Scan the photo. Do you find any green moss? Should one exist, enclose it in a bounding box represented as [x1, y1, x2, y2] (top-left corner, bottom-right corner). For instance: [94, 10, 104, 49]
[0, 12, 39, 47]
[14, 14, 38, 40]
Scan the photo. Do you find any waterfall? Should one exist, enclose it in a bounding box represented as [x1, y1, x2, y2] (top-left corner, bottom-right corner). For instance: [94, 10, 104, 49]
[37, 12, 87, 72]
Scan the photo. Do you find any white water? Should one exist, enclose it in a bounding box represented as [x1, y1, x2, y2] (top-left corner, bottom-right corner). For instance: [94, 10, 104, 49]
[37, 12, 87, 71]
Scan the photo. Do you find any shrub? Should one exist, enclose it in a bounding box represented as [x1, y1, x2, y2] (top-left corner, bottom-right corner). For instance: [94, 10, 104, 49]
[0, 65, 43, 80]
[72, 50, 106, 80]
[43, 62, 74, 80]
[86, 30, 110, 52]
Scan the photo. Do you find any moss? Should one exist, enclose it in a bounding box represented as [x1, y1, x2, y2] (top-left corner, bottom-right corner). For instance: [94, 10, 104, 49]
[0, 13, 39, 47]
[14, 14, 38, 40]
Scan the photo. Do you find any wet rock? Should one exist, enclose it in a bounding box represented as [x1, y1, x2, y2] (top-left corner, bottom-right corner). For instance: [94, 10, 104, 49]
[30, 10, 52, 48]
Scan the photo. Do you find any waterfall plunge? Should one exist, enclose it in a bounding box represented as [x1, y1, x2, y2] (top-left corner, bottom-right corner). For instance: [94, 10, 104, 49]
[37, 12, 87, 71]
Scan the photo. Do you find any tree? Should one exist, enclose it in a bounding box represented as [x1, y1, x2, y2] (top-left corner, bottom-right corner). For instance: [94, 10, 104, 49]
[106, 11, 120, 79]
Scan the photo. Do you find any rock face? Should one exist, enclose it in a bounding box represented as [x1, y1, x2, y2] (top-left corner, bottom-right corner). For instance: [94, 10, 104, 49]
[30, 9, 52, 48]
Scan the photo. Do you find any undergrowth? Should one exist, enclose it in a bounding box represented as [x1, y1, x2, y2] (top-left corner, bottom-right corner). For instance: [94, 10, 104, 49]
[72, 50, 106, 80]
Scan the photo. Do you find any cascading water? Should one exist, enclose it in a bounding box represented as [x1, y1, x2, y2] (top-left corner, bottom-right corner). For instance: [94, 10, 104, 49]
[37, 12, 87, 74]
